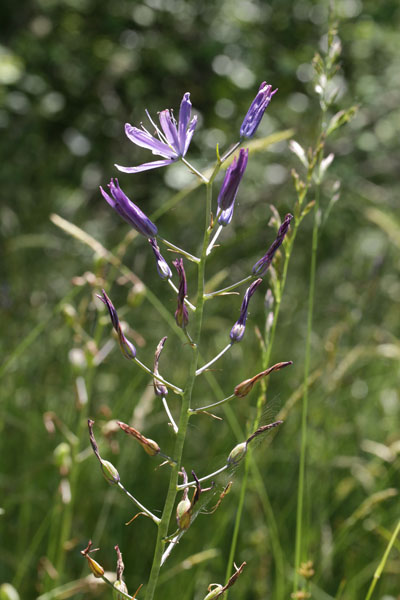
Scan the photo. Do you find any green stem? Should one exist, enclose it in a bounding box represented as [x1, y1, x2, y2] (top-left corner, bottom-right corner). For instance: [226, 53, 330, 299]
[144, 182, 213, 600]
[364, 519, 400, 600]
[293, 186, 320, 592]
[224, 231, 297, 599]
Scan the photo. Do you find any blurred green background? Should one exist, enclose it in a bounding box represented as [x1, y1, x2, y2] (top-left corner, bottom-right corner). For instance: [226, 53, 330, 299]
[1, 0, 400, 598]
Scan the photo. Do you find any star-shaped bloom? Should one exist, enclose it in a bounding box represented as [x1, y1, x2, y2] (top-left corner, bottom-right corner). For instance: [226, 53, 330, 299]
[116, 93, 197, 174]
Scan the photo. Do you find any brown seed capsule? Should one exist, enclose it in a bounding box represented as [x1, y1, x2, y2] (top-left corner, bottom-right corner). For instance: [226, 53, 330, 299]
[117, 421, 161, 457]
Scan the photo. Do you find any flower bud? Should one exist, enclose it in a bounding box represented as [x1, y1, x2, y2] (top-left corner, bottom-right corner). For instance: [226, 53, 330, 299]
[101, 178, 158, 238]
[0, 584, 20, 600]
[113, 580, 129, 600]
[227, 442, 247, 466]
[176, 497, 192, 530]
[240, 82, 277, 138]
[203, 584, 224, 600]
[149, 238, 172, 280]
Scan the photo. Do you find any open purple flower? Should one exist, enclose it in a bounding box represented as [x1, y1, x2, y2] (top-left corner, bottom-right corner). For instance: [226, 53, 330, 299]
[100, 178, 157, 238]
[252, 213, 293, 276]
[115, 93, 197, 174]
[230, 278, 262, 343]
[217, 148, 249, 226]
[240, 83, 278, 139]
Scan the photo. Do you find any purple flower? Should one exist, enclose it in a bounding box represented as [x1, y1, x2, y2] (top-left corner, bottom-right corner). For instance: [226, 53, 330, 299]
[217, 148, 249, 226]
[148, 238, 172, 280]
[230, 278, 263, 343]
[240, 83, 278, 139]
[173, 258, 189, 328]
[252, 213, 293, 276]
[115, 93, 197, 174]
[100, 178, 158, 238]
[97, 290, 136, 359]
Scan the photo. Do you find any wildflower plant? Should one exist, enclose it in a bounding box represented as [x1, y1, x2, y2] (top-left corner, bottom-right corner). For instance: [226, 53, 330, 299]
[81, 82, 294, 600]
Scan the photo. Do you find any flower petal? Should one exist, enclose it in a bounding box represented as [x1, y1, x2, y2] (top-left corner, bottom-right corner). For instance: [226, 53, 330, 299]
[159, 110, 180, 154]
[178, 92, 192, 155]
[115, 159, 176, 173]
[125, 124, 176, 158]
[183, 115, 198, 156]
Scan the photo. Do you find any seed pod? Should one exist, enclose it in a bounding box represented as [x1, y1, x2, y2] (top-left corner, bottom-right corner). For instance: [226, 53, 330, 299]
[176, 497, 192, 530]
[101, 460, 120, 485]
[227, 442, 247, 466]
[113, 580, 129, 600]
[203, 584, 224, 600]
[86, 555, 105, 578]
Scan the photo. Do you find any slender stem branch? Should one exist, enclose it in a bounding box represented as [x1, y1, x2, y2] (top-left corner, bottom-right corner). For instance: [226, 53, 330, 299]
[206, 225, 223, 256]
[196, 343, 232, 375]
[144, 181, 213, 600]
[293, 185, 320, 592]
[133, 357, 183, 395]
[181, 157, 209, 183]
[176, 464, 229, 490]
[204, 275, 254, 299]
[158, 235, 200, 264]
[117, 482, 161, 525]
[365, 519, 400, 600]
[161, 532, 184, 566]
[190, 393, 235, 413]
[167, 278, 196, 312]
[162, 397, 178, 434]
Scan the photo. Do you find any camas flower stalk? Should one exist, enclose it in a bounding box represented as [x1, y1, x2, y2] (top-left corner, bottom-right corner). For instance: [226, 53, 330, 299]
[240, 82, 278, 139]
[100, 178, 158, 238]
[116, 92, 197, 173]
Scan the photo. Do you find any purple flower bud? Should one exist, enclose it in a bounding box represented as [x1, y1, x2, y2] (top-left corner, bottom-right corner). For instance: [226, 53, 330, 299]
[97, 289, 137, 359]
[148, 238, 172, 280]
[100, 178, 158, 238]
[252, 213, 293, 276]
[173, 258, 189, 328]
[240, 82, 278, 139]
[230, 278, 262, 343]
[217, 148, 249, 226]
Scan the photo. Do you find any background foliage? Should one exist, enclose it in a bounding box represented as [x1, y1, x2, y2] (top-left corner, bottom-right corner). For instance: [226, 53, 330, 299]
[1, 0, 400, 598]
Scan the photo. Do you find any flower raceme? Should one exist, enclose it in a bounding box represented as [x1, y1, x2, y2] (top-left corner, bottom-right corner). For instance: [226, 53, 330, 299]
[240, 82, 278, 139]
[116, 92, 197, 174]
[217, 148, 249, 226]
[100, 178, 158, 238]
